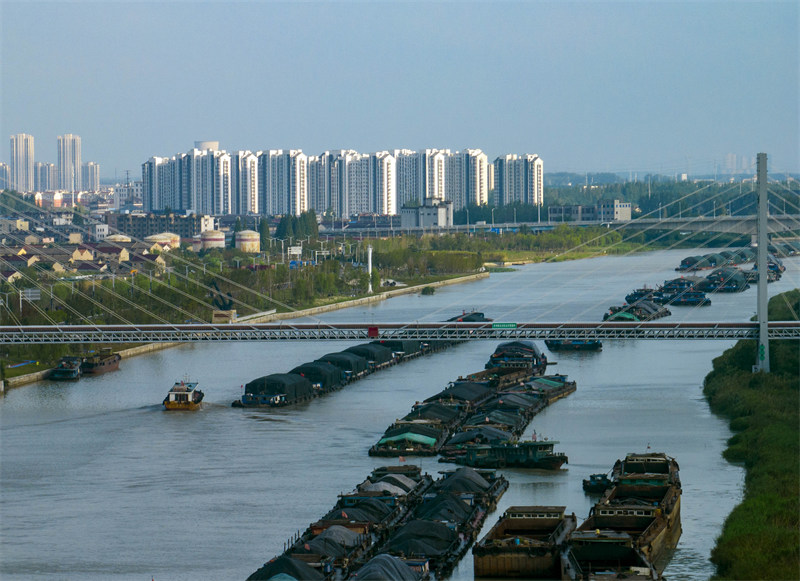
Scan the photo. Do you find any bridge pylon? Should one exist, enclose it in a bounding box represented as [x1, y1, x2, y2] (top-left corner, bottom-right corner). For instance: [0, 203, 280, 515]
[753, 152, 770, 373]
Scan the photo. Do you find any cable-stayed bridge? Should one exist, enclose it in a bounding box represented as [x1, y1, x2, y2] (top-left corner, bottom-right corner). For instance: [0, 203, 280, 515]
[2, 321, 799, 344]
[1, 154, 798, 375]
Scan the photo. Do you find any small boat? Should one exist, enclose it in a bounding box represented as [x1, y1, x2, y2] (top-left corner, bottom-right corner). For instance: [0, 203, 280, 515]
[544, 339, 602, 351]
[163, 379, 204, 410]
[81, 348, 121, 375]
[49, 356, 84, 380]
[582, 472, 612, 493]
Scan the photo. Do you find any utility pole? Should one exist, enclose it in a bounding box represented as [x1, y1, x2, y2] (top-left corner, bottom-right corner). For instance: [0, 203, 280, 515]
[754, 152, 770, 373]
[367, 245, 373, 293]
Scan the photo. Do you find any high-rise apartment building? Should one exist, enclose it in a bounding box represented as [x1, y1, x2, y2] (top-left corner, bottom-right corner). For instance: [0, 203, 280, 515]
[82, 162, 100, 192]
[35, 162, 58, 192]
[393, 149, 420, 208]
[0, 163, 9, 190]
[371, 151, 397, 216]
[57, 134, 82, 192]
[306, 150, 397, 217]
[232, 151, 258, 215]
[493, 154, 543, 206]
[10, 133, 35, 193]
[256, 150, 307, 216]
[445, 149, 488, 209]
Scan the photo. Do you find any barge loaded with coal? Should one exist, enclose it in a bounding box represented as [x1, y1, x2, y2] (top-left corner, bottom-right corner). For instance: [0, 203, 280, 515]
[471, 452, 682, 580]
[246, 464, 508, 580]
[370, 341, 574, 469]
[232, 338, 453, 409]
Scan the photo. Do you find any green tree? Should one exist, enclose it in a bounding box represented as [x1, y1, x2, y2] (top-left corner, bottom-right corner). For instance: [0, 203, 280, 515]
[231, 217, 242, 248]
[258, 218, 270, 247]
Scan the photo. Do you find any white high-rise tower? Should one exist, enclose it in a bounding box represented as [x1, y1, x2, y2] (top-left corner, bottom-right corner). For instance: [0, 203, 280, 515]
[9, 133, 35, 193]
[57, 134, 82, 192]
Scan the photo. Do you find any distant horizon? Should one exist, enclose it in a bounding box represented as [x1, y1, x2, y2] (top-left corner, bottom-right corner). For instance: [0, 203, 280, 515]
[3, 2, 797, 177]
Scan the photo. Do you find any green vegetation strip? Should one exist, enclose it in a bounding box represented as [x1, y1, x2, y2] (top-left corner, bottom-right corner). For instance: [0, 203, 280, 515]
[703, 289, 799, 580]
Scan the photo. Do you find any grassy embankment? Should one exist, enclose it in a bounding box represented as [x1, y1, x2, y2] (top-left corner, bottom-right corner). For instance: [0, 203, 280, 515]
[702, 289, 799, 580]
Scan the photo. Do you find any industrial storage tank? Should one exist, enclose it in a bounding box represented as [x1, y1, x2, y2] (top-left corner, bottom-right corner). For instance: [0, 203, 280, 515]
[144, 232, 181, 249]
[235, 230, 260, 253]
[191, 236, 202, 252]
[105, 234, 131, 243]
[200, 229, 225, 250]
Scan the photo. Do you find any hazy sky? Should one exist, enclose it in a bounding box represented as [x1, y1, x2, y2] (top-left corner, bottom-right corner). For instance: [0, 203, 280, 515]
[2, 1, 798, 179]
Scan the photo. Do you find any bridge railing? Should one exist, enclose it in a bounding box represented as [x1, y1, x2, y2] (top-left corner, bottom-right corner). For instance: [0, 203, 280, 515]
[2, 321, 799, 344]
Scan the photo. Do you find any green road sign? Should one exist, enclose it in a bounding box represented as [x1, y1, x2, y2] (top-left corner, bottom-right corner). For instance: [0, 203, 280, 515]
[492, 322, 518, 329]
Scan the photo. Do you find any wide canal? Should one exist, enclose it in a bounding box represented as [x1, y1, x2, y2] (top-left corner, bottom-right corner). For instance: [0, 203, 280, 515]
[1, 248, 797, 580]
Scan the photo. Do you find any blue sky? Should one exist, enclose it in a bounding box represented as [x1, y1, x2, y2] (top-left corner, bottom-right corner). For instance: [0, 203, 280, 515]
[2, 1, 797, 179]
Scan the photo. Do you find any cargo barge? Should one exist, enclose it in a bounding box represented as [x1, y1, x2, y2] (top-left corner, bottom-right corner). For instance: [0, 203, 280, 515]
[48, 356, 84, 380]
[80, 348, 121, 375]
[603, 300, 671, 322]
[544, 339, 602, 351]
[233, 338, 453, 409]
[473, 506, 577, 579]
[562, 452, 682, 580]
[441, 438, 567, 470]
[371, 344, 576, 465]
[246, 465, 508, 581]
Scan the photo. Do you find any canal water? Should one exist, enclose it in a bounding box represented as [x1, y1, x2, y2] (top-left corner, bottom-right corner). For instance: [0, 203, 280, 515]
[1, 248, 797, 581]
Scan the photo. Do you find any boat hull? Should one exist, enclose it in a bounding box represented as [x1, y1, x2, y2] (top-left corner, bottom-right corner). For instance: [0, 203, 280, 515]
[81, 353, 121, 375]
[544, 339, 602, 351]
[163, 400, 202, 411]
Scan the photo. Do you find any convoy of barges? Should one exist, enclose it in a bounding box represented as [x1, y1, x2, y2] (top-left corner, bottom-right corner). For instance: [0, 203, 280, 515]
[603, 245, 789, 322]
[230, 331, 684, 580]
[50, 245, 788, 579]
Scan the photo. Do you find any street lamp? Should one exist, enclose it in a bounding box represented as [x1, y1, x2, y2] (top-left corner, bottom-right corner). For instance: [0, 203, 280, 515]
[491, 207, 495, 228]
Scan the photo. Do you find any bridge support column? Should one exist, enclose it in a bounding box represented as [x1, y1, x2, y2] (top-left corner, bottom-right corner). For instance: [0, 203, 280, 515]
[753, 152, 770, 373]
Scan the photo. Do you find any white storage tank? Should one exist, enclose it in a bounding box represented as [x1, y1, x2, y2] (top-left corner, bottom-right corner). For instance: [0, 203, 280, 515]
[191, 236, 202, 252]
[200, 230, 225, 250]
[105, 234, 131, 243]
[161, 232, 181, 248]
[235, 230, 260, 253]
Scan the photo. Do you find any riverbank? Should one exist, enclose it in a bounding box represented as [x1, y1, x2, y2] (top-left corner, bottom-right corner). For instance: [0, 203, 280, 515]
[1, 271, 489, 391]
[703, 289, 799, 580]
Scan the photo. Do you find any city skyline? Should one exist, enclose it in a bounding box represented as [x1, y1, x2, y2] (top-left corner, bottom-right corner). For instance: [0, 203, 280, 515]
[141, 144, 534, 216]
[1, 1, 797, 178]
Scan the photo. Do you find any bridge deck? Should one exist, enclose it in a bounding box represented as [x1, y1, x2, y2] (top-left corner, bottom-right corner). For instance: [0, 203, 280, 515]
[2, 322, 799, 343]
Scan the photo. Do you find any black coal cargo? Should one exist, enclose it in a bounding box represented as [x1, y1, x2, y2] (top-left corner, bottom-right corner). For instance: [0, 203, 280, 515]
[370, 339, 422, 356]
[289, 361, 343, 391]
[344, 344, 394, 365]
[244, 373, 314, 400]
[317, 352, 369, 375]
